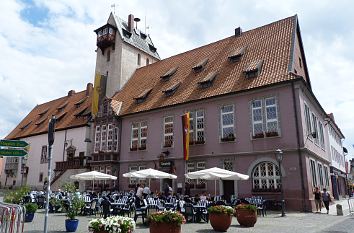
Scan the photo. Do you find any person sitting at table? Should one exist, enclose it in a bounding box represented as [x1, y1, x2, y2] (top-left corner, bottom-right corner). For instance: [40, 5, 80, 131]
[136, 184, 144, 200]
[101, 196, 111, 219]
[143, 184, 150, 199]
[200, 192, 207, 201]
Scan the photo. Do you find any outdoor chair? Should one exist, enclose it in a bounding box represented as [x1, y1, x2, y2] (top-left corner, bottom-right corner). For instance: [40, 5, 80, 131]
[83, 200, 97, 215]
[36, 196, 45, 209]
[134, 199, 148, 224]
[183, 203, 195, 223]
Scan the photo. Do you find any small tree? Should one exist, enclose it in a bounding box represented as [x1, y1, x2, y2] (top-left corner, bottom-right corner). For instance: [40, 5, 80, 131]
[3, 186, 30, 204]
[61, 183, 85, 220]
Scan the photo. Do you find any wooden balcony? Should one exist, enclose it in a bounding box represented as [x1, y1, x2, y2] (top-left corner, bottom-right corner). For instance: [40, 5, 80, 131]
[97, 34, 115, 51]
[54, 157, 85, 171]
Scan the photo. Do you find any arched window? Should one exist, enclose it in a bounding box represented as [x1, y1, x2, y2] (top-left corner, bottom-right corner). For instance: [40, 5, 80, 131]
[252, 162, 281, 192]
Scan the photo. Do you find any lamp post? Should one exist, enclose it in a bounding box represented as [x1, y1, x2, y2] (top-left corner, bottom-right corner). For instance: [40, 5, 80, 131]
[275, 149, 285, 217]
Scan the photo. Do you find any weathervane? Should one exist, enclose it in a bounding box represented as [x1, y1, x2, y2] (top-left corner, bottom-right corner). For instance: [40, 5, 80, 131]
[111, 3, 117, 15]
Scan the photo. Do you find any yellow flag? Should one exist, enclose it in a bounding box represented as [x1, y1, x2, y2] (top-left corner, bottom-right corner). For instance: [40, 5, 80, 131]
[92, 73, 101, 117]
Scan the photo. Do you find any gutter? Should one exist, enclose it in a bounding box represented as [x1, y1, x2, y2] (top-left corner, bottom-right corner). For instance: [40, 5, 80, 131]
[291, 81, 307, 211]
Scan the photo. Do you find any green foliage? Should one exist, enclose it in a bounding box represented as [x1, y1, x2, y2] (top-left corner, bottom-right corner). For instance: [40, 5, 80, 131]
[148, 211, 186, 226]
[61, 183, 84, 220]
[208, 205, 234, 215]
[3, 186, 30, 204]
[235, 204, 257, 212]
[25, 203, 38, 214]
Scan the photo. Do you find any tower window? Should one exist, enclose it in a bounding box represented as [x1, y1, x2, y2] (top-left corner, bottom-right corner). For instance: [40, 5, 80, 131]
[299, 57, 302, 68]
[146, 58, 150, 65]
[107, 50, 110, 62]
[137, 54, 141, 65]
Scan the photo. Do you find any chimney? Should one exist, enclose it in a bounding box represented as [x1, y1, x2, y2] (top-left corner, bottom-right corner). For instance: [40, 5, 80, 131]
[235, 27, 242, 37]
[68, 90, 75, 96]
[86, 83, 93, 96]
[128, 14, 134, 32]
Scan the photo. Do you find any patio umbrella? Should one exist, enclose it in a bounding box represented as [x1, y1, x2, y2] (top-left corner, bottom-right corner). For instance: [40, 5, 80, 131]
[123, 168, 177, 187]
[185, 167, 249, 196]
[70, 171, 117, 191]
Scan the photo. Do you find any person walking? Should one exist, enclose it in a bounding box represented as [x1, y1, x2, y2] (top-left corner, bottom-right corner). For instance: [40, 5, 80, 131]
[322, 188, 331, 214]
[313, 187, 322, 213]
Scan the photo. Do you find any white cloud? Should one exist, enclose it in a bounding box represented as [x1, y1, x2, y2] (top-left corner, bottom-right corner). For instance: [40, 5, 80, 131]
[0, 0, 354, 157]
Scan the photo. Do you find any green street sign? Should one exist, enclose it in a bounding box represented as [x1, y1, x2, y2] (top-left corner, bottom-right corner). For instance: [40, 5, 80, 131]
[0, 149, 27, 157]
[0, 140, 29, 148]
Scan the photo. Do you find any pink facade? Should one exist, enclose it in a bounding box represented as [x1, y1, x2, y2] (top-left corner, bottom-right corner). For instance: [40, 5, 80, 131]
[118, 80, 331, 211]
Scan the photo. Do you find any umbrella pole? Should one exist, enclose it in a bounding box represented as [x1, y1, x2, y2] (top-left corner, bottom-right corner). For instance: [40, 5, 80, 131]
[149, 178, 151, 188]
[214, 180, 216, 197]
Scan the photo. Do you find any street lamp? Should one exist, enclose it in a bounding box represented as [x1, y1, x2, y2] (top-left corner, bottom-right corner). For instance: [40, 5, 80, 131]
[275, 149, 286, 217]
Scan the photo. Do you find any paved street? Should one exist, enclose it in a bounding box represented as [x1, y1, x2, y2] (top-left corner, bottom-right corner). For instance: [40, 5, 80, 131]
[24, 200, 354, 233]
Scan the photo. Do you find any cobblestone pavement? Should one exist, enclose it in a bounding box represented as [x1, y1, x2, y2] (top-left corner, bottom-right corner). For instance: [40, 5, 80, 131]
[23, 210, 354, 233]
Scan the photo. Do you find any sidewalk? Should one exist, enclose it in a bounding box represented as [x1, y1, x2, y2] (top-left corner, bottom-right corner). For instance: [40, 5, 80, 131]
[318, 198, 352, 215]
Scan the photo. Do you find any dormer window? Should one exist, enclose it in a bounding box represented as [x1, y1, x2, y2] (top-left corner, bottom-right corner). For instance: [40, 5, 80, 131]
[148, 44, 157, 53]
[20, 121, 32, 130]
[198, 71, 217, 88]
[38, 108, 49, 117]
[228, 47, 246, 62]
[75, 107, 89, 117]
[244, 60, 263, 78]
[192, 58, 208, 72]
[162, 82, 181, 97]
[160, 67, 178, 81]
[134, 88, 152, 104]
[57, 101, 68, 112]
[56, 112, 67, 121]
[75, 97, 87, 108]
[140, 32, 147, 39]
[35, 118, 46, 126]
[122, 28, 132, 38]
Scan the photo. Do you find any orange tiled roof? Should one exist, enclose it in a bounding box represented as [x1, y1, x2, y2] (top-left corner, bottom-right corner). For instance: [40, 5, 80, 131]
[112, 16, 303, 116]
[6, 86, 93, 139]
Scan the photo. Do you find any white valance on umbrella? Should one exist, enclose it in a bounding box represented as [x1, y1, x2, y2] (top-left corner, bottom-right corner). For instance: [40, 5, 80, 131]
[185, 167, 249, 196]
[70, 171, 117, 180]
[123, 168, 177, 179]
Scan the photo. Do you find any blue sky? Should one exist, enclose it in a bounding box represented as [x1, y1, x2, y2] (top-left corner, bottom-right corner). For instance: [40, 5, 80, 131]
[0, 0, 353, 159]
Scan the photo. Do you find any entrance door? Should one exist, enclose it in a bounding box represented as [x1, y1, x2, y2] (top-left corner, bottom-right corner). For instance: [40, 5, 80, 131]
[223, 180, 234, 203]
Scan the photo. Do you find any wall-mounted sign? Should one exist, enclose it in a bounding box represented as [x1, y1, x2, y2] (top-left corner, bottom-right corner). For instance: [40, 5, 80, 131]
[160, 160, 174, 168]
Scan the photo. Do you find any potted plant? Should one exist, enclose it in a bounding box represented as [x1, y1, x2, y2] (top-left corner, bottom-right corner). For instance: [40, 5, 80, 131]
[265, 131, 279, 137]
[24, 203, 38, 222]
[148, 210, 186, 233]
[221, 133, 236, 142]
[252, 132, 264, 139]
[208, 205, 234, 232]
[88, 216, 136, 233]
[62, 183, 85, 232]
[234, 204, 257, 227]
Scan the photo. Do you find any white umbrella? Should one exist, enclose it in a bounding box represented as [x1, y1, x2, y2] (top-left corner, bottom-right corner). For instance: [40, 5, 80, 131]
[185, 167, 249, 196]
[123, 168, 177, 187]
[70, 171, 117, 191]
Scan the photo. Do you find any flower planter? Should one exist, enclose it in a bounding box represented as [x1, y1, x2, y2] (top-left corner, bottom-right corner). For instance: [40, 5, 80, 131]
[209, 213, 232, 232]
[265, 131, 279, 137]
[65, 219, 79, 232]
[24, 213, 35, 222]
[235, 209, 257, 227]
[252, 133, 264, 139]
[149, 222, 181, 233]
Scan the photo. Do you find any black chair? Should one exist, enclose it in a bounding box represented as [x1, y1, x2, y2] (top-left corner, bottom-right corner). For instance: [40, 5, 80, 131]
[36, 196, 45, 209]
[183, 203, 195, 222]
[134, 199, 148, 224]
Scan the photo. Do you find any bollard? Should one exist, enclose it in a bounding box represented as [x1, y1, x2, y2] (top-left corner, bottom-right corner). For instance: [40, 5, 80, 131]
[336, 204, 343, 216]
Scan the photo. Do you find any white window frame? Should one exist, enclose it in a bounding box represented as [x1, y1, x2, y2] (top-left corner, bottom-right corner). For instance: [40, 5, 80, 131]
[130, 121, 148, 150]
[163, 116, 174, 148]
[107, 124, 113, 152]
[323, 165, 330, 188]
[220, 105, 235, 140]
[100, 124, 107, 151]
[252, 162, 281, 191]
[304, 103, 312, 136]
[251, 99, 263, 136]
[318, 122, 325, 149]
[251, 97, 280, 138]
[113, 126, 119, 152]
[310, 159, 317, 187]
[188, 110, 205, 144]
[94, 125, 101, 153]
[317, 163, 324, 188]
[311, 113, 319, 144]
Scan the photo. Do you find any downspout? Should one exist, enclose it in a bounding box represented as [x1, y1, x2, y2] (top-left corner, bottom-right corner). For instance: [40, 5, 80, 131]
[62, 129, 67, 161]
[291, 81, 307, 211]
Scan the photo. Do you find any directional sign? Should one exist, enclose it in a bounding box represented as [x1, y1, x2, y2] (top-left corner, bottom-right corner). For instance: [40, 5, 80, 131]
[0, 140, 29, 148]
[0, 149, 27, 157]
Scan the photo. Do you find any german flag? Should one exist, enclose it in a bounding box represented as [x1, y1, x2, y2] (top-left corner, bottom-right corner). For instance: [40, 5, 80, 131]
[182, 112, 190, 161]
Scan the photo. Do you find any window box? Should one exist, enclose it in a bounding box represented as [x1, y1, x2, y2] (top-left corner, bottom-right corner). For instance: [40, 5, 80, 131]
[265, 131, 279, 137]
[252, 188, 280, 193]
[194, 140, 205, 145]
[196, 183, 206, 189]
[139, 145, 147, 150]
[163, 143, 173, 148]
[130, 146, 138, 151]
[128, 183, 136, 188]
[252, 133, 264, 139]
[221, 134, 235, 142]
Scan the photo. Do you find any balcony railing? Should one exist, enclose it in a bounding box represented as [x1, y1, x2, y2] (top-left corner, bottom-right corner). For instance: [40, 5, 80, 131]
[55, 157, 85, 171]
